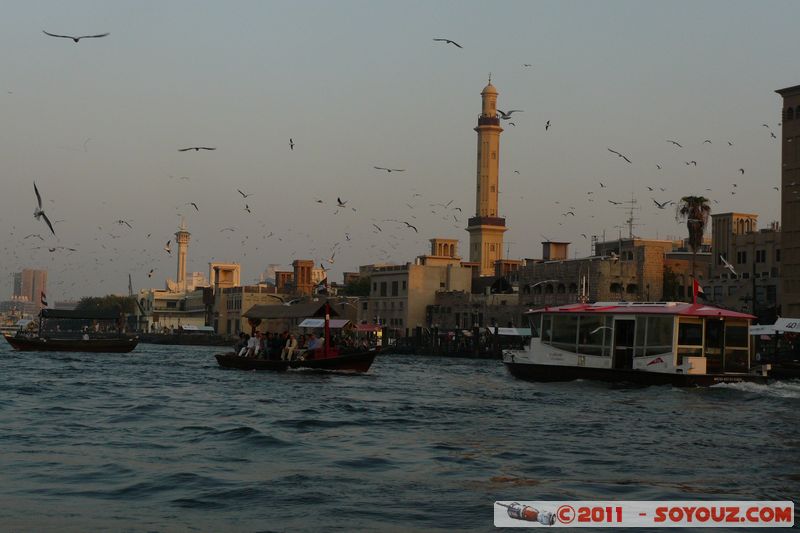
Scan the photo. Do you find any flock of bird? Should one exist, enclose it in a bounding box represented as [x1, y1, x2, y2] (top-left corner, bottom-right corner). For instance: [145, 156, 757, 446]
[10, 30, 783, 301]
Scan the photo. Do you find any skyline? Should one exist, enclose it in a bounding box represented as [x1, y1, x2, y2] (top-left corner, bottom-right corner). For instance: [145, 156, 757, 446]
[1, 1, 796, 300]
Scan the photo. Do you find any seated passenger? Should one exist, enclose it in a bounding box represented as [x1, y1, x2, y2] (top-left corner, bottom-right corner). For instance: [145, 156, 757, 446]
[282, 334, 298, 360]
[238, 334, 253, 357]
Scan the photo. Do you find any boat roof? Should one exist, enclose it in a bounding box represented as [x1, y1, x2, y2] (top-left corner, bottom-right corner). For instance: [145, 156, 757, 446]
[526, 301, 755, 320]
[297, 318, 350, 329]
[40, 308, 122, 320]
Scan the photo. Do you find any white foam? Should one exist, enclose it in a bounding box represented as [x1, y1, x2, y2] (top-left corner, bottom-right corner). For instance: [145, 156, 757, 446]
[711, 380, 800, 399]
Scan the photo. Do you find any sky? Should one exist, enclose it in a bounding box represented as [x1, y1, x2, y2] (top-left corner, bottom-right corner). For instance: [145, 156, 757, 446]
[1, 0, 797, 301]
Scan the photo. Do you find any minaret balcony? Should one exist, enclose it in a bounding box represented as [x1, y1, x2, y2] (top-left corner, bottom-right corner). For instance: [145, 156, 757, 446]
[477, 116, 500, 126]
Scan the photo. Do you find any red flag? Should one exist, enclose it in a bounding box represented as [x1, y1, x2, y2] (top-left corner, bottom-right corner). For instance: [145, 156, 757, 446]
[692, 278, 705, 304]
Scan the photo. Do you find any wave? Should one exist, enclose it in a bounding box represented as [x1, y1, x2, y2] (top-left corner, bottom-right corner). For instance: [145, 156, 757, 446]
[711, 380, 800, 398]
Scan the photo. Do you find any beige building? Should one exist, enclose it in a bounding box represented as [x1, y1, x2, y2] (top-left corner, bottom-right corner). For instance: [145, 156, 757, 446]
[706, 212, 780, 319]
[210, 262, 241, 290]
[137, 288, 206, 332]
[214, 285, 284, 335]
[466, 80, 507, 276]
[777, 84, 800, 316]
[357, 252, 473, 333]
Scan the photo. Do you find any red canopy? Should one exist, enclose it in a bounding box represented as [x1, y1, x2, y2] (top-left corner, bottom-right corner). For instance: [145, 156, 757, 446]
[526, 302, 755, 320]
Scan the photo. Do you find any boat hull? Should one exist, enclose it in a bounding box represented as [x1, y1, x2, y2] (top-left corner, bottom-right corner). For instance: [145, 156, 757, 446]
[215, 349, 378, 373]
[3, 334, 139, 353]
[504, 361, 769, 387]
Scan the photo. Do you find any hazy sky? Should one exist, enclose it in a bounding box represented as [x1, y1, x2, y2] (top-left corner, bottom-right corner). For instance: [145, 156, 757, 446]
[1, 1, 797, 301]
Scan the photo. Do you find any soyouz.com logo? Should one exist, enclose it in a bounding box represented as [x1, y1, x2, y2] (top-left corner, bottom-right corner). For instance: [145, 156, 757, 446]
[494, 501, 795, 527]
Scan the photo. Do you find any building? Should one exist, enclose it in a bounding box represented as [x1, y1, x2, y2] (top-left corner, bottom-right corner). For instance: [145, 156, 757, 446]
[357, 257, 473, 334]
[214, 285, 284, 335]
[11, 269, 47, 310]
[466, 79, 508, 276]
[137, 288, 207, 332]
[706, 212, 780, 319]
[777, 84, 800, 316]
[210, 262, 241, 290]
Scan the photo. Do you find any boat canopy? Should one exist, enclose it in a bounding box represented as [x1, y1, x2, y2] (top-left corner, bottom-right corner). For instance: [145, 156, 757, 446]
[525, 301, 755, 320]
[181, 325, 215, 332]
[298, 318, 350, 329]
[486, 327, 532, 336]
[40, 308, 122, 320]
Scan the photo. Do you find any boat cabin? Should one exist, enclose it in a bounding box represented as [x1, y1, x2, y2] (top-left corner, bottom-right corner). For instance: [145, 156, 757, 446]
[528, 302, 755, 374]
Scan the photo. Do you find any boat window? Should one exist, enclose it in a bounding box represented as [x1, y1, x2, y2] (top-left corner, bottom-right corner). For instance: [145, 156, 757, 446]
[725, 325, 748, 348]
[541, 314, 552, 342]
[528, 315, 540, 338]
[577, 314, 605, 356]
[551, 314, 578, 352]
[635, 316, 646, 356]
[678, 320, 703, 346]
[645, 316, 674, 356]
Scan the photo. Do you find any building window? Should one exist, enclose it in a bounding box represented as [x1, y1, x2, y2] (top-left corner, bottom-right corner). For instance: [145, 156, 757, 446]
[736, 251, 747, 264]
[380, 282, 387, 297]
[362, 302, 368, 311]
[789, 107, 795, 121]
[391, 281, 398, 296]
[402, 281, 406, 291]
[741, 272, 750, 280]
[728, 286, 737, 296]
[626, 284, 638, 294]
[756, 250, 766, 263]
[399, 301, 403, 309]
[776, 249, 781, 262]
[372, 282, 377, 292]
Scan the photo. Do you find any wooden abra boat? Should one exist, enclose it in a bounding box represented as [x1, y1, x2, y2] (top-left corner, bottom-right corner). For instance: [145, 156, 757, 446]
[215, 348, 378, 373]
[3, 308, 138, 353]
[504, 301, 772, 387]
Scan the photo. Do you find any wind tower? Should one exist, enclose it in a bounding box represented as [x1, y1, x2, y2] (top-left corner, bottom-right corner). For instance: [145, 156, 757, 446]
[175, 217, 191, 292]
[466, 77, 508, 276]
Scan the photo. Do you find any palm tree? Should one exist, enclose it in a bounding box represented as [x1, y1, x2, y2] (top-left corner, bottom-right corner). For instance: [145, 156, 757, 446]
[676, 196, 711, 293]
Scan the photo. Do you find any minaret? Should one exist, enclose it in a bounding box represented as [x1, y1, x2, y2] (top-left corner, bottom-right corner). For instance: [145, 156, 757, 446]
[175, 217, 190, 292]
[466, 78, 507, 276]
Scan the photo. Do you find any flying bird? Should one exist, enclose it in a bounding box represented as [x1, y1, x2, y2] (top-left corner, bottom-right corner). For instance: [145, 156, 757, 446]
[244, 204, 251, 214]
[187, 202, 199, 211]
[403, 221, 418, 232]
[178, 146, 215, 152]
[523, 64, 532, 67]
[164, 240, 172, 255]
[42, 30, 109, 43]
[607, 148, 631, 163]
[23, 234, 44, 241]
[237, 189, 252, 198]
[703, 139, 712, 144]
[656, 164, 662, 170]
[652, 198, 670, 209]
[685, 160, 697, 166]
[148, 269, 154, 278]
[507, 122, 515, 127]
[514, 170, 520, 174]
[739, 168, 744, 175]
[608, 200, 622, 205]
[545, 120, 551, 131]
[374, 166, 405, 173]
[720, 255, 738, 277]
[116, 219, 132, 228]
[33, 182, 55, 236]
[497, 109, 523, 120]
[432, 38, 462, 48]
[289, 138, 294, 150]
[337, 197, 347, 207]
[372, 223, 382, 232]
[667, 140, 683, 147]
[599, 182, 606, 188]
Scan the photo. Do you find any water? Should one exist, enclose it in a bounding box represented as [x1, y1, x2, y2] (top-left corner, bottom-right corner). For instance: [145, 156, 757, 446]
[1, 343, 799, 532]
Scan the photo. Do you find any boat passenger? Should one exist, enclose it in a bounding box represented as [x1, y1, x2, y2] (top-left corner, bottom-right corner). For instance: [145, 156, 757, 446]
[238, 334, 252, 357]
[282, 334, 298, 360]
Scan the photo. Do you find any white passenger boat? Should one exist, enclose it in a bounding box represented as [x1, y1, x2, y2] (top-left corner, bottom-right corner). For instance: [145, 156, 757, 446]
[503, 302, 771, 386]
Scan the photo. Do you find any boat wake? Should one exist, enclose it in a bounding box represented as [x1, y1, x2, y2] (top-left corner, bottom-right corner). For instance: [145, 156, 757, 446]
[711, 379, 800, 398]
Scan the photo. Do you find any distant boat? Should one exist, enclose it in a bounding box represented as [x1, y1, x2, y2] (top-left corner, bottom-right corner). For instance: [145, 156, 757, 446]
[3, 308, 138, 353]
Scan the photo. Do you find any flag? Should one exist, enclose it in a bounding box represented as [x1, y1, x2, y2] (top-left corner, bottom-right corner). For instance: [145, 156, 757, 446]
[314, 278, 328, 295]
[40, 291, 48, 307]
[692, 278, 705, 304]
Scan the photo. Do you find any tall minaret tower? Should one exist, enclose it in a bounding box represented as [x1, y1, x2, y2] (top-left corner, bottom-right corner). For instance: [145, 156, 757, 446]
[466, 78, 507, 276]
[175, 217, 190, 292]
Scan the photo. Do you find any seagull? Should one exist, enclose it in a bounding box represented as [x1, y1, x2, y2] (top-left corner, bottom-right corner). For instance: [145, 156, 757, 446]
[244, 204, 251, 214]
[652, 198, 670, 209]
[220, 227, 235, 232]
[433, 38, 462, 48]
[237, 189, 252, 198]
[667, 140, 683, 148]
[178, 146, 216, 152]
[685, 160, 697, 166]
[607, 148, 631, 163]
[545, 120, 551, 131]
[116, 219, 132, 228]
[337, 197, 347, 207]
[289, 138, 294, 150]
[372, 223, 382, 232]
[23, 234, 44, 241]
[327, 250, 336, 264]
[581, 234, 588, 239]
[497, 109, 523, 120]
[513, 170, 520, 174]
[33, 182, 55, 236]
[720, 255, 738, 277]
[164, 240, 172, 255]
[187, 202, 199, 211]
[42, 30, 109, 43]
[774, 187, 780, 191]
[608, 200, 622, 205]
[374, 166, 405, 173]
[771, 132, 777, 139]
[403, 221, 418, 232]
[739, 168, 745, 175]
[507, 122, 515, 127]
[599, 182, 606, 188]
[147, 269, 154, 278]
[656, 164, 662, 170]
[523, 64, 532, 67]
[728, 141, 734, 146]
[703, 139, 712, 144]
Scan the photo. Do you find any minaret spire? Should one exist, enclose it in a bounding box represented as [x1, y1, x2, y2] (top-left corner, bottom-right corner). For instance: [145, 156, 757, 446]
[466, 79, 508, 277]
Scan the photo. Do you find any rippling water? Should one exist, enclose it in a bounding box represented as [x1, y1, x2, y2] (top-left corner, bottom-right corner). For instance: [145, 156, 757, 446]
[1, 342, 798, 531]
